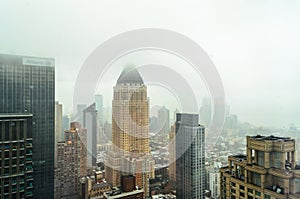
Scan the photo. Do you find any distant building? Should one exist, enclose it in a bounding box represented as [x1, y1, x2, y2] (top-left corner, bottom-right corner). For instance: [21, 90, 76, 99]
[149, 116, 159, 133]
[95, 94, 104, 126]
[209, 168, 220, 199]
[76, 104, 87, 125]
[220, 135, 300, 199]
[54, 122, 87, 199]
[224, 114, 238, 129]
[168, 124, 176, 182]
[0, 114, 33, 198]
[158, 106, 170, 136]
[83, 103, 97, 167]
[0, 54, 55, 198]
[62, 115, 70, 138]
[176, 113, 206, 199]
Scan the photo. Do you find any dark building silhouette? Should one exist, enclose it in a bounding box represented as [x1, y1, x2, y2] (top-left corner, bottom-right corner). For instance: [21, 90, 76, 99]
[0, 114, 33, 198]
[0, 54, 55, 198]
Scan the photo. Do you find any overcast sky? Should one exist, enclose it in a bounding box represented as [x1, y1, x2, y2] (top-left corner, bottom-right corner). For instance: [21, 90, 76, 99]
[1, 0, 300, 127]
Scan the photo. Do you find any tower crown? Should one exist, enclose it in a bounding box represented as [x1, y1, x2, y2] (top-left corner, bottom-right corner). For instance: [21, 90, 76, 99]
[116, 65, 144, 85]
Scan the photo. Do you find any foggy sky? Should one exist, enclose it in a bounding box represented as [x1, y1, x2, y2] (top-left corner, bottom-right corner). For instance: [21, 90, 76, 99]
[1, 0, 300, 127]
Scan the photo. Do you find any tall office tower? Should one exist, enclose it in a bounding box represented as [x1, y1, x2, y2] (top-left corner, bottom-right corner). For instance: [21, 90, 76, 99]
[220, 135, 300, 199]
[158, 106, 170, 136]
[0, 114, 34, 198]
[55, 101, 63, 167]
[0, 54, 55, 198]
[168, 124, 176, 183]
[54, 122, 87, 199]
[106, 66, 154, 197]
[95, 94, 104, 127]
[83, 103, 97, 167]
[209, 168, 220, 199]
[176, 113, 205, 199]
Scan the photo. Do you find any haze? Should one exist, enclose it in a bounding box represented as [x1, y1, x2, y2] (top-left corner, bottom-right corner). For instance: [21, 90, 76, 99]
[0, 0, 300, 127]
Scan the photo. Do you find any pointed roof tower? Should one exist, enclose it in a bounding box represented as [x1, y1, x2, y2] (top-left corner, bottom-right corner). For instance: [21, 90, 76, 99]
[116, 65, 144, 85]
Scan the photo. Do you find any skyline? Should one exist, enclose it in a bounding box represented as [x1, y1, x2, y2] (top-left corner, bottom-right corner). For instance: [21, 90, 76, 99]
[1, 1, 300, 127]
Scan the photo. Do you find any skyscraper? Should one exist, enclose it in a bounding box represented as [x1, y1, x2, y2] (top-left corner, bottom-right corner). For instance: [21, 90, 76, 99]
[0, 114, 34, 198]
[83, 103, 97, 167]
[220, 135, 300, 199]
[176, 113, 205, 199]
[106, 66, 154, 197]
[158, 106, 170, 136]
[209, 168, 220, 199]
[54, 122, 87, 199]
[168, 124, 176, 183]
[55, 101, 63, 167]
[0, 54, 55, 198]
[95, 94, 104, 127]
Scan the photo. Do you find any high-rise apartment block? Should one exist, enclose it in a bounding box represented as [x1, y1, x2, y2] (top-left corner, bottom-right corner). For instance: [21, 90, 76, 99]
[220, 135, 300, 199]
[0, 114, 34, 198]
[176, 113, 206, 199]
[54, 122, 87, 198]
[0, 54, 55, 198]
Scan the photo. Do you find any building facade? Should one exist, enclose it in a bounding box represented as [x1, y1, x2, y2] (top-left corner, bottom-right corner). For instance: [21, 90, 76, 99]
[0, 114, 33, 198]
[220, 135, 300, 199]
[54, 122, 87, 198]
[0, 54, 55, 198]
[83, 103, 97, 167]
[158, 106, 170, 136]
[105, 66, 154, 198]
[209, 168, 220, 198]
[175, 113, 205, 199]
[168, 124, 176, 183]
[55, 101, 63, 167]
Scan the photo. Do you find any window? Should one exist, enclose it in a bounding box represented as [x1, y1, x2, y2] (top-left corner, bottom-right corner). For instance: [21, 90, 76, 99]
[264, 195, 271, 199]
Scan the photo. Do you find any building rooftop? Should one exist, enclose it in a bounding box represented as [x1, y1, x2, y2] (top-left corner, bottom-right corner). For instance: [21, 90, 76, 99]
[104, 188, 143, 199]
[116, 65, 144, 85]
[92, 182, 111, 189]
[249, 135, 293, 142]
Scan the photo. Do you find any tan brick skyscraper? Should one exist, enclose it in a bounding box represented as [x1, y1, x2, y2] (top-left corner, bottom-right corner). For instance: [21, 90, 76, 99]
[106, 66, 154, 197]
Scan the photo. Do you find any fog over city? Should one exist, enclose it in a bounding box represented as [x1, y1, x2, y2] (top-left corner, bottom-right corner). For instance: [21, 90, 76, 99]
[1, 0, 300, 127]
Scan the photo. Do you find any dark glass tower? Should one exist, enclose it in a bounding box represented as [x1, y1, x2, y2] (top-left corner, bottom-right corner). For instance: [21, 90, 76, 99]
[0, 54, 55, 199]
[0, 114, 33, 198]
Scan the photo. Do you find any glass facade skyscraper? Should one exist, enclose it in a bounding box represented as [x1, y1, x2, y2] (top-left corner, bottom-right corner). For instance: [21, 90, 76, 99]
[176, 113, 205, 199]
[0, 114, 33, 198]
[0, 54, 55, 199]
